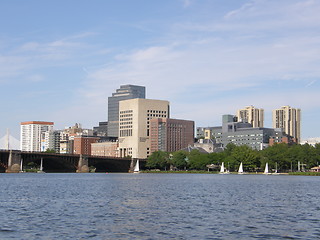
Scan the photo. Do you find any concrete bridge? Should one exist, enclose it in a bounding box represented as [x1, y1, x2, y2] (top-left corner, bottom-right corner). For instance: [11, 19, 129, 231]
[0, 150, 146, 173]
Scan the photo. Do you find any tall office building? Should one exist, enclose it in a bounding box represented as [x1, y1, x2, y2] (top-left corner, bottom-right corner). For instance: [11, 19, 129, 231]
[118, 98, 170, 159]
[150, 118, 194, 153]
[20, 121, 54, 151]
[272, 106, 301, 143]
[237, 105, 264, 128]
[107, 85, 146, 137]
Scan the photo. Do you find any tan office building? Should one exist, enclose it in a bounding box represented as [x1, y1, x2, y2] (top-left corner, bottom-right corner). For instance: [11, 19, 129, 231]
[118, 98, 170, 159]
[236, 105, 264, 128]
[272, 106, 301, 143]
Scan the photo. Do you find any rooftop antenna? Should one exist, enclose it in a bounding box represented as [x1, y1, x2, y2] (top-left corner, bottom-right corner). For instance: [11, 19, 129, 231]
[6, 128, 10, 150]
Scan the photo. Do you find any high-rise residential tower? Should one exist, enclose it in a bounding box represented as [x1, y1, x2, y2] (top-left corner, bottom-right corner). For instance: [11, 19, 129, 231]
[107, 85, 145, 137]
[118, 98, 170, 159]
[20, 121, 54, 151]
[272, 106, 301, 143]
[237, 105, 264, 128]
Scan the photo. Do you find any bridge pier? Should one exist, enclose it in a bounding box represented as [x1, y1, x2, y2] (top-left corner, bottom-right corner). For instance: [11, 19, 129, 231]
[76, 155, 89, 173]
[6, 151, 21, 173]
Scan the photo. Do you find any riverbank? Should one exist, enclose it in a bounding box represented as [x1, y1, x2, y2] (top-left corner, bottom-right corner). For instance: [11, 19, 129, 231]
[142, 170, 320, 176]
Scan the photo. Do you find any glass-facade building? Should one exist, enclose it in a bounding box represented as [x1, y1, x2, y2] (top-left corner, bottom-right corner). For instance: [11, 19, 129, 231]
[107, 85, 146, 137]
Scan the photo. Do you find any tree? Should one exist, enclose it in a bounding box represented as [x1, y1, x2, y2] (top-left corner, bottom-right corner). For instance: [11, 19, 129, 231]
[187, 149, 211, 170]
[171, 151, 187, 170]
[228, 145, 261, 172]
[146, 151, 169, 170]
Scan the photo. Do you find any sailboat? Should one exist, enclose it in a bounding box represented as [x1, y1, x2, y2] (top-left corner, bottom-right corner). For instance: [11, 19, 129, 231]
[263, 162, 271, 175]
[19, 159, 25, 173]
[272, 162, 280, 175]
[238, 162, 244, 174]
[219, 162, 230, 174]
[133, 159, 140, 173]
[219, 162, 225, 174]
[37, 158, 45, 173]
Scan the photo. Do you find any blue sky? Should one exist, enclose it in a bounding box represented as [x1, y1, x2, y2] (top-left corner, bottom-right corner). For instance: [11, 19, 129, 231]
[1, 0, 320, 140]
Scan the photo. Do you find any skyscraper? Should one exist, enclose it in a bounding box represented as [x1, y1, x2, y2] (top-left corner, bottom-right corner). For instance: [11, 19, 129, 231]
[272, 106, 301, 143]
[237, 105, 264, 128]
[107, 85, 145, 137]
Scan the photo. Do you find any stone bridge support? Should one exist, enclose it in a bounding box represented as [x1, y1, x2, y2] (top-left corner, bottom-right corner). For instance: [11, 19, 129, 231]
[6, 151, 22, 173]
[76, 155, 89, 173]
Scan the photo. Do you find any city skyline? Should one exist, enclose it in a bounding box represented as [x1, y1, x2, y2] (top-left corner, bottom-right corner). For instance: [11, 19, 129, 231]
[1, 0, 320, 139]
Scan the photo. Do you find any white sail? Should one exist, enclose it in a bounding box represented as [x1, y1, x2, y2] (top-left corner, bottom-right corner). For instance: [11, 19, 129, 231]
[220, 162, 225, 173]
[20, 159, 24, 173]
[238, 162, 244, 174]
[40, 158, 43, 171]
[37, 158, 45, 173]
[272, 162, 280, 175]
[264, 163, 269, 174]
[264, 162, 269, 174]
[133, 160, 140, 173]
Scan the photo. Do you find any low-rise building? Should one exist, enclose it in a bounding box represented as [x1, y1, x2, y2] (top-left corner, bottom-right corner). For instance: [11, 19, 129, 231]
[91, 141, 118, 157]
[74, 136, 100, 155]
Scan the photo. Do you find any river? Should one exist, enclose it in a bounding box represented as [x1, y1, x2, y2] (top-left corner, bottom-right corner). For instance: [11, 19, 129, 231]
[0, 173, 319, 239]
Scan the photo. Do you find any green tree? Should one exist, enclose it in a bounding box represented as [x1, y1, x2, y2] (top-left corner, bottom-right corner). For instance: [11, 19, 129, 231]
[228, 145, 261, 172]
[171, 151, 187, 170]
[146, 151, 169, 170]
[187, 149, 211, 170]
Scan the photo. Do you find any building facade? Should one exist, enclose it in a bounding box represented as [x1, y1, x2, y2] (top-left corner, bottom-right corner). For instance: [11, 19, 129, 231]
[272, 106, 301, 143]
[107, 85, 146, 137]
[73, 136, 100, 155]
[91, 141, 119, 157]
[20, 121, 54, 152]
[41, 130, 61, 152]
[118, 98, 170, 159]
[150, 118, 194, 153]
[237, 105, 264, 128]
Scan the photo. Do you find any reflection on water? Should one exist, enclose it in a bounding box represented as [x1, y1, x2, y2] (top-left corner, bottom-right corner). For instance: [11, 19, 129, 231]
[0, 173, 319, 239]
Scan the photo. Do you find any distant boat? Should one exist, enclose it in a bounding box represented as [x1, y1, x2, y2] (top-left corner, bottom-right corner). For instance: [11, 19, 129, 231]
[272, 162, 280, 175]
[219, 162, 225, 174]
[238, 162, 244, 174]
[19, 159, 25, 173]
[133, 160, 140, 173]
[264, 163, 271, 175]
[219, 162, 230, 174]
[37, 158, 45, 173]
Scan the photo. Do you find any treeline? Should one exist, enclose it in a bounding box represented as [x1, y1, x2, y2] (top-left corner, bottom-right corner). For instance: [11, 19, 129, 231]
[146, 143, 320, 172]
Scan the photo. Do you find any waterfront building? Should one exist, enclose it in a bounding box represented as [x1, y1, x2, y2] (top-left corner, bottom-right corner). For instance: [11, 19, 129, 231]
[20, 121, 54, 152]
[73, 136, 100, 155]
[41, 130, 61, 152]
[118, 98, 170, 159]
[272, 106, 301, 143]
[108, 84, 146, 137]
[91, 141, 118, 157]
[197, 115, 289, 150]
[150, 118, 194, 153]
[237, 105, 264, 128]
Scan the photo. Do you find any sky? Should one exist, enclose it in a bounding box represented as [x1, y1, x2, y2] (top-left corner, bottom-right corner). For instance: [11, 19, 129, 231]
[1, 0, 320, 141]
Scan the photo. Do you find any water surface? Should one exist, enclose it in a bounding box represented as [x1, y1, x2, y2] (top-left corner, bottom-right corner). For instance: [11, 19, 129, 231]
[0, 173, 319, 239]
